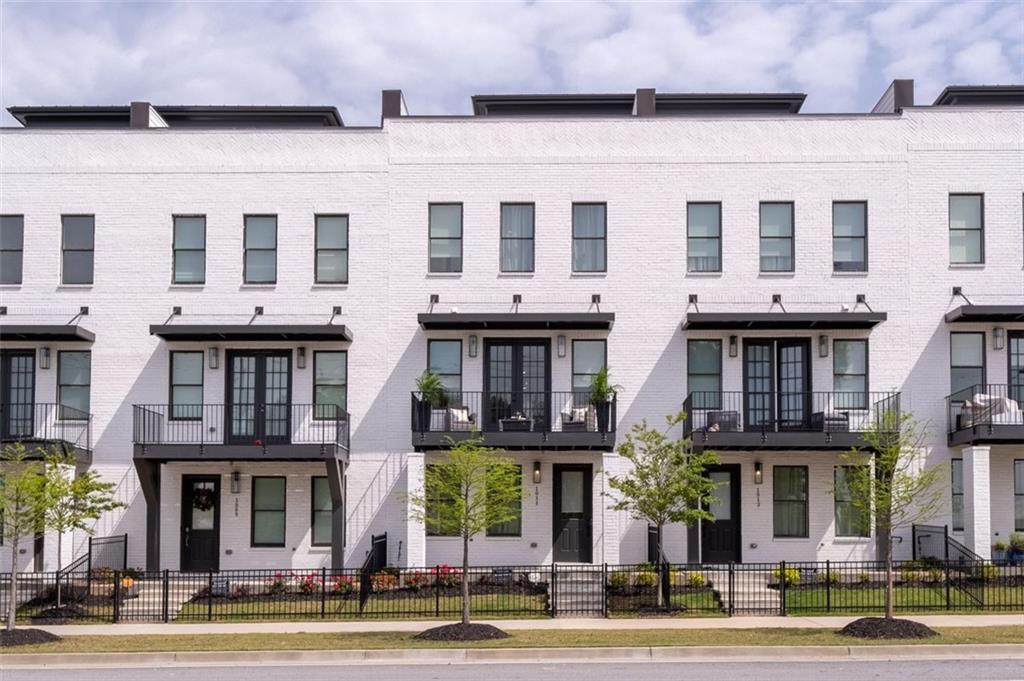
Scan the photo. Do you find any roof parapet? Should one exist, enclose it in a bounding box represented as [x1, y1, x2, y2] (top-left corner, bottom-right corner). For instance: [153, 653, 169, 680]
[633, 88, 656, 117]
[932, 85, 1024, 106]
[871, 79, 914, 114]
[130, 101, 169, 129]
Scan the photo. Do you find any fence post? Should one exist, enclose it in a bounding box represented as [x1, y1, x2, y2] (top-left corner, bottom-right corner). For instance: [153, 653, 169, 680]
[162, 569, 169, 623]
[727, 562, 734, 616]
[112, 570, 121, 623]
[944, 560, 951, 609]
[207, 570, 213, 622]
[602, 563, 608, 618]
[320, 567, 327, 619]
[779, 561, 787, 617]
[434, 565, 440, 617]
[551, 563, 558, 618]
[122, 533, 129, 571]
[825, 560, 831, 614]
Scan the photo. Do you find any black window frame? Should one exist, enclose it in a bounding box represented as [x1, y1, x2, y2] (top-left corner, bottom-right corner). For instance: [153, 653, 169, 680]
[686, 202, 722, 273]
[1009, 330, 1024, 404]
[311, 476, 332, 547]
[0, 215, 24, 285]
[313, 350, 348, 419]
[427, 339, 462, 394]
[172, 215, 206, 285]
[571, 202, 607, 273]
[57, 350, 91, 421]
[169, 350, 204, 421]
[951, 458, 964, 532]
[486, 464, 523, 537]
[428, 203, 463, 274]
[1014, 459, 1024, 532]
[759, 202, 794, 273]
[571, 339, 607, 392]
[314, 214, 349, 284]
[834, 465, 870, 538]
[687, 339, 722, 410]
[425, 463, 458, 537]
[250, 475, 287, 547]
[949, 193, 984, 265]
[950, 331, 986, 396]
[773, 465, 809, 538]
[833, 339, 869, 410]
[832, 201, 867, 272]
[243, 214, 278, 284]
[60, 214, 95, 285]
[499, 203, 535, 273]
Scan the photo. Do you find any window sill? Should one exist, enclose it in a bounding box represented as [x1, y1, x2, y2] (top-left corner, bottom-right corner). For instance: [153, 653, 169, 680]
[570, 272, 607, 278]
[483, 536, 524, 540]
[169, 284, 205, 289]
[758, 272, 795, 278]
[497, 273, 535, 278]
[0, 284, 22, 289]
[833, 537, 872, 544]
[948, 263, 985, 270]
[831, 271, 868, 277]
[685, 271, 723, 278]
[56, 284, 94, 290]
[311, 283, 349, 289]
[772, 537, 810, 542]
[239, 284, 277, 289]
[425, 273, 463, 279]
[249, 546, 288, 550]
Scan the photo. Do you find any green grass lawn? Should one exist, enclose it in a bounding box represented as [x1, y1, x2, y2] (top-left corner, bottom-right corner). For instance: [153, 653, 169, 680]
[784, 584, 1024, 614]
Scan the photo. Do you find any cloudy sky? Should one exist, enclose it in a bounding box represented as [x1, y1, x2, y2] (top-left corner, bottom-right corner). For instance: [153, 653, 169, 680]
[1, 1, 1021, 126]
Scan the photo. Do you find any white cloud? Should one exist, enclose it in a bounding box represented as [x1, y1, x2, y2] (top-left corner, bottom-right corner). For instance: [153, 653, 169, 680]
[952, 40, 1018, 84]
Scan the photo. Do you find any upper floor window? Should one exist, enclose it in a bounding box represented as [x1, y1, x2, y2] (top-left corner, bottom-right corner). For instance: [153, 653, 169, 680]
[314, 350, 348, 416]
[58, 351, 91, 419]
[759, 202, 793, 272]
[572, 203, 606, 272]
[428, 204, 462, 273]
[949, 194, 984, 264]
[572, 340, 606, 392]
[315, 215, 348, 284]
[61, 215, 94, 285]
[428, 339, 462, 393]
[950, 332, 985, 395]
[833, 340, 868, 409]
[172, 216, 205, 284]
[0, 215, 24, 285]
[833, 202, 866, 272]
[687, 340, 722, 409]
[686, 203, 721, 273]
[170, 351, 203, 420]
[243, 215, 277, 284]
[500, 203, 534, 273]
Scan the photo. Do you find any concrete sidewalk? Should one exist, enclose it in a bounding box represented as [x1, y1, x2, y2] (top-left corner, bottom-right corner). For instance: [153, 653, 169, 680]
[33, 613, 1024, 636]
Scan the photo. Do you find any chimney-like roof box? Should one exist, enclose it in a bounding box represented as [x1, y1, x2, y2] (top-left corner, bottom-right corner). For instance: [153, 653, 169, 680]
[8, 104, 343, 128]
[932, 86, 1024, 107]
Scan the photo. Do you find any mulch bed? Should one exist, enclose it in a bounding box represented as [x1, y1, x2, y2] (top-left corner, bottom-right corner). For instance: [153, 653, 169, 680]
[192, 583, 546, 605]
[414, 622, 510, 641]
[0, 628, 63, 647]
[29, 604, 91, 624]
[839, 617, 939, 639]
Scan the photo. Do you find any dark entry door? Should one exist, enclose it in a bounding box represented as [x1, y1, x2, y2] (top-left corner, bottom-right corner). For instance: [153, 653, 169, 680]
[743, 339, 811, 431]
[484, 340, 550, 431]
[701, 465, 741, 563]
[181, 475, 220, 571]
[226, 351, 291, 445]
[553, 464, 592, 563]
[0, 350, 35, 440]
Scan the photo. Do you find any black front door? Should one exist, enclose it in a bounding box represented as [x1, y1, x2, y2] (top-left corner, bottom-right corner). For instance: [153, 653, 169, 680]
[743, 339, 811, 431]
[0, 350, 35, 440]
[484, 340, 550, 431]
[701, 464, 741, 563]
[553, 464, 592, 562]
[181, 475, 220, 572]
[226, 350, 292, 445]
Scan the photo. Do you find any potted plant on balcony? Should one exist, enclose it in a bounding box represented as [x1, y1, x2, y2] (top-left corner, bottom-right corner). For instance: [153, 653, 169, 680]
[1008, 533, 1024, 566]
[589, 366, 621, 433]
[415, 371, 447, 431]
[992, 539, 1008, 565]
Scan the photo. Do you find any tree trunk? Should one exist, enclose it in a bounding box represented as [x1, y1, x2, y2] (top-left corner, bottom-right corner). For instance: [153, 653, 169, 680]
[656, 523, 665, 608]
[7, 534, 18, 632]
[884, 533, 894, 620]
[461, 533, 470, 625]
[55, 531, 64, 608]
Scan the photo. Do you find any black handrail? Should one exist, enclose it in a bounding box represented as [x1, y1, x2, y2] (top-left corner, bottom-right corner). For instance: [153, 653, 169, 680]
[0, 402, 92, 452]
[945, 384, 1024, 434]
[410, 390, 617, 434]
[684, 391, 901, 434]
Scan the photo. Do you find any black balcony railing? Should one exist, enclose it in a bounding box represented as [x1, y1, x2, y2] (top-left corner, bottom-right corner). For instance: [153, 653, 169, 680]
[411, 391, 617, 436]
[946, 384, 1024, 435]
[0, 402, 92, 453]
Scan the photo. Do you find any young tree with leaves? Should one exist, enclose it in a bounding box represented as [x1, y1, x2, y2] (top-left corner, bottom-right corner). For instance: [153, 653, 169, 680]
[0, 443, 48, 632]
[407, 436, 521, 625]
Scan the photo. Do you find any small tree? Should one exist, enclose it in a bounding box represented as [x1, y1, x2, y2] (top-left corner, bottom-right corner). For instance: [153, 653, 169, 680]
[407, 436, 521, 625]
[0, 443, 48, 632]
[606, 410, 720, 606]
[837, 411, 943, 620]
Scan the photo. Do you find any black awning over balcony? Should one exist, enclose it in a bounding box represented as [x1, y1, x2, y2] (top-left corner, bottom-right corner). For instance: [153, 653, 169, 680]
[150, 324, 353, 342]
[418, 312, 614, 331]
[944, 305, 1024, 324]
[682, 312, 887, 330]
[0, 324, 95, 342]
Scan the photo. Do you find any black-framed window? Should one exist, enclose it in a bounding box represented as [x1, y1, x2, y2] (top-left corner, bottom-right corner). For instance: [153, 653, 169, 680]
[687, 202, 721, 273]
[172, 216, 205, 284]
[773, 465, 808, 538]
[0, 215, 24, 285]
[500, 203, 534, 272]
[572, 203, 606, 272]
[759, 202, 794, 272]
[314, 350, 347, 417]
[170, 351, 203, 420]
[949, 194, 984, 264]
[687, 340, 722, 409]
[425, 464, 458, 537]
[251, 476, 286, 547]
[951, 458, 964, 532]
[833, 340, 868, 409]
[834, 465, 869, 537]
[315, 215, 348, 284]
[57, 351, 90, 420]
[311, 476, 332, 546]
[950, 332, 985, 395]
[428, 339, 462, 393]
[1009, 331, 1024, 404]
[428, 203, 462, 273]
[61, 215, 94, 285]
[487, 465, 522, 537]
[572, 340, 606, 392]
[833, 201, 867, 272]
[243, 215, 277, 284]
[1015, 460, 1024, 532]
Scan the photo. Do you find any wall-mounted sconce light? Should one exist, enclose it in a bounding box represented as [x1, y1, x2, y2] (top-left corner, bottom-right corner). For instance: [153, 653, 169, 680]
[754, 461, 763, 485]
[728, 335, 738, 358]
[39, 347, 51, 370]
[208, 346, 219, 370]
[533, 461, 542, 484]
[230, 470, 241, 494]
[468, 335, 478, 358]
[297, 346, 307, 369]
[819, 334, 829, 358]
[557, 335, 567, 358]
[994, 327, 1006, 351]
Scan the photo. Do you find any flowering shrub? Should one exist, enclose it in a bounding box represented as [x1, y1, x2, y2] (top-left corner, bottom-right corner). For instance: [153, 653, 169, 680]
[296, 571, 322, 594]
[607, 570, 629, 589]
[435, 564, 462, 588]
[331, 575, 355, 595]
[371, 572, 398, 592]
[633, 570, 658, 588]
[266, 572, 288, 595]
[404, 571, 431, 591]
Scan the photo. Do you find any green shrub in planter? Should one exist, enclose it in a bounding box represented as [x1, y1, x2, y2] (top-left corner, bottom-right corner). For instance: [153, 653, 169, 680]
[607, 571, 629, 589]
[824, 570, 840, 585]
[634, 570, 658, 588]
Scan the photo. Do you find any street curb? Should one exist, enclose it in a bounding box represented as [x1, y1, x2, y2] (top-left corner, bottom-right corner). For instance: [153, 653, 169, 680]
[3, 644, 1024, 668]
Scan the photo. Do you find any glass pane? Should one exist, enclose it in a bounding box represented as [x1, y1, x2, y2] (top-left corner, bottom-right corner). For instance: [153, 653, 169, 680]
[500, 239, 533, 272]
[173, 217, 205, 249]
[949, 195, 982, 231]
[760, 238, 792, 271]
[833, 203, 865, 237]
[951, 368, 984, 395]
[244, 216, 277, 248]
[62, 216, 94, 249]
[172, 352, 203, 384]
[833, 237, 865, 270]
[573, 204, 606, 238]
[952, 495, 964, 530]
[774, 467, 807, 500]
[1014, 460, 1024, 494]
[951, 459, 963, 493]
[62, 251, 94, 284]
[253, 511, 284, 544]
[573, 341, 605, 376]
[59, 386, 90, 416]
[253, 477, 285, 510]
[1015, 497, 1024, 531]
[687, 238, 720, 270]
[834, 341, 866, 374]
[573, 239, 605, 272]
[560, 470, 584, 514]
[834, 375, 866, 395]
[315, 386, 346, 410]
[192, 483, 216, 530]
[760, 204, 793, 237]
[60, 352, 91, 385]
[315, 352, 347, 384]
[174, 251, 205, 283]
[0, 251, 23, 284]
[688, 374, 721, 394]
[313, 512, 332, 545]
[429, 238, 462, 272]
[316, 250, 348, 282]
[688, 340, 721, 372]
[313, 477, 332, 511]
[245, 251, 276, 283]
[687, 203, 720, 237]
[950, 230, 982, 263]
[429, 205, 462, 238]
[951, 334, 984, 366]
[708, 471, 731, 520]
[429, 340, 461, 375]
[316, 216, 348, 249]
[172, 385, 203, 407]
[501, 204, 534, 238]
[0, 216, 24, 249]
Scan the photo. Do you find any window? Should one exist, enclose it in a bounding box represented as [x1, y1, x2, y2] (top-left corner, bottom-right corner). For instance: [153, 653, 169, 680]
[500, 203, 534, 273]
[243, 215, 277, 284]
[572, 340, 606, 392]
[428, 204, 462, 273]
[949, 194, 984, 264]
[314, 351, 347, 417]
[61, 215, 94, 285]
[172, 216, 205, 284]
[572, 203, 606, 272]
[950, 332, 985, 395]
[0, 215, 24, 285]
[687, 203, 721, 272]
[315, 215, 348, 284]
[425, 464, 457, 536]
[251, 476, 286, 546]
[487, 465, 522, 537]
[169, 351, 203, 420]
[57, 351, 90, 420]
[1015, 460, 1024, 532]
[834, 466, 869, 537]
[773, 465, 808, 538]
[687, 340, 722, 409]
[311, 476, 332, 546]
[759, 202, 794, 272]
[428, 340, 462, 394]
[951, 459, 964, 532]
[833, 340, 868, 409]
[1009, 331, 1024, 404]
[833, 202, 867, 272]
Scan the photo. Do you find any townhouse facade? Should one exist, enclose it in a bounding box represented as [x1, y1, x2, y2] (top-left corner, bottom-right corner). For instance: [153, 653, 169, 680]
[0, 81, 1022, 574]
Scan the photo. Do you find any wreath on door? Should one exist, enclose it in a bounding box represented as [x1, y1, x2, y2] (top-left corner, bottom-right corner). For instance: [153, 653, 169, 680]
[192, 487, 215, 511]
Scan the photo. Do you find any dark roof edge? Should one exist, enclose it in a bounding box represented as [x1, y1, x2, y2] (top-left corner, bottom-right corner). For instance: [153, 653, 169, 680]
[7, 104, 343, 128]
[944, 305, 1024, 323]
[932, 85, 1024, 107]
[150, 324, 352, 341]
[682, 312, 887, 330]
[0, 324, 96, 342]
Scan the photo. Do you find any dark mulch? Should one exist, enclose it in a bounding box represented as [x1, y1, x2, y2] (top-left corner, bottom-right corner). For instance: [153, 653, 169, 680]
[414, 622, 510, 641]
[0, 628, 63, 647]
[29, 604, 91, 624]
[630, 605, 689, 617]
[839, 617, 939, 639]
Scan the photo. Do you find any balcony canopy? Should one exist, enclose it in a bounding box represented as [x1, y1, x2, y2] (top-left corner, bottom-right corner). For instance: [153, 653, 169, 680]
[682, 312, 887, 331]
[150, 324, 352, 342]
[0, 324, 95, 342]
[944, 305, 1024, 324]
[418, 312, 614, 331]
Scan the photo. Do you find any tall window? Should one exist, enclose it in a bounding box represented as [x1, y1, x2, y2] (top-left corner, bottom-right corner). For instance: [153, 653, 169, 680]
[0, 215, 24, 285]
[428, 340, 462, 394]
[425, 464, 457, 536]
[172, 216, 205, 284]
[61, 215, 94, 285]
[834, 466, 869, 537]
[951, 459, 963, 532]
[314, 351, 347, 417]
[500, 204, 534, 272]
[58, 351, 91, 420]
[773, 465, 808, 538]
[949, 194, 984, 264]
[243, 215, 277, 284]
[833, 340, 868, 409]
[572, 203, 606, 272]
[170, 351, 203, 420]
[487, 465, 522, 537]
[251, 476, 286, 547]
[1015, 460, 1024, 531]
[759, 202, 794, 272]
[950, 332, 985, 395]
[572, 340, 606, 392]
[687, 340, 722, 409]
[311, 476, 332, 546]
[686, 202, 721, 272]
[315, 215, 348, 284]
[1009, 332, 1024, 404]
[428, 204, 462, 273]
[833, 202, 867, 272]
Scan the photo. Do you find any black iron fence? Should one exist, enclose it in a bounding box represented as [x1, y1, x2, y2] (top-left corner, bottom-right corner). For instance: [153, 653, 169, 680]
[0, 402, 92, 453]
[946, 383, 1024, 434]
[411, 391, 617, 435]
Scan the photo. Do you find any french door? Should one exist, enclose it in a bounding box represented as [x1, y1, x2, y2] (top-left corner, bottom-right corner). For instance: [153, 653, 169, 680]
[0, 350, 35, 440]
[743, 339, 811, 431]
[483, 340, 550, 431]
[1010, 332, 1024, 404]
[225, 350, 291, 445]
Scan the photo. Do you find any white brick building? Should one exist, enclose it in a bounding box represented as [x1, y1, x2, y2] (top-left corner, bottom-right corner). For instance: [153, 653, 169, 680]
[0, 81, 1021, 573]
